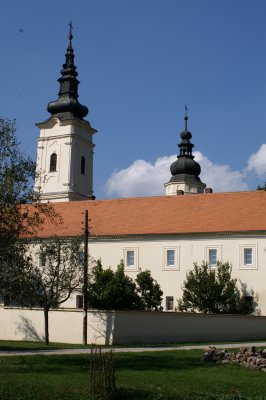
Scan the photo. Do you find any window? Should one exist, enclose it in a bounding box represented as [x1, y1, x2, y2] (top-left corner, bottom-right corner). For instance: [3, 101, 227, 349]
[81, 156, 85, 175]
[123, 248, 138, 270]
[78, 251, 85, 265]
[49, 153, 57, 172]
[205, 246, 221, 267]
[166, 296, 174, 311]
[166, 250, 175, 267]
[76, 295, 84, 309]
[127, 251, 135, 267]
[163, 247, 179, 270]
[244, 248, 252, 265]
[208, 249, 217, 266]
[239, 245, 257, 269]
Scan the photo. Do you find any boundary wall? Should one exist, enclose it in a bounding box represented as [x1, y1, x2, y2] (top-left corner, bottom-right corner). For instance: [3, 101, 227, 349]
[1, 307, 266, 345]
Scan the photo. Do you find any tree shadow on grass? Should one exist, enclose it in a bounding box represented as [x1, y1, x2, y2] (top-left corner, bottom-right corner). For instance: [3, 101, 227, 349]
[114, 350, 212, 373]
[0, 350, 215, 374]
[0, 354, 92, 375]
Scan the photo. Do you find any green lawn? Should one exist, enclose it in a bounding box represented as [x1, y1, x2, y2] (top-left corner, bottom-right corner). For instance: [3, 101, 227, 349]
[1, 350, 266, 399]
[0, 340, 89, 351]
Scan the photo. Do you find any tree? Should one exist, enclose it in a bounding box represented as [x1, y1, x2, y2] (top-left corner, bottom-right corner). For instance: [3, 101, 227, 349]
[257, 182, 266, 191]
[24, 237, 83, 345]
[88, 260, 163, 311]
[178, 262, 257, 314]
[0, 118, 46, 306]
[135, 270, 163, 310]
[0, 118, 41, 237]
[88, 260, 141, 310]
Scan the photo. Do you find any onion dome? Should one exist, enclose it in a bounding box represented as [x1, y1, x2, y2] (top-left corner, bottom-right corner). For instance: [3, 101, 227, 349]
[169, 107, 201, 182]
[47, 22, 88, 120]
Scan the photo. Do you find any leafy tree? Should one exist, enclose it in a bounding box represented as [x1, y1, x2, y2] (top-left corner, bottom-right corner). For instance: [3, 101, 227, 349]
[178, 262, 257, 314]
[135, 270, 163, 310]
[257, 182, 266, 191]
[0, 119, 41, 236]
[88, 260, 163, 310]
[0, 118, 48, 306]
[24, 237, 83, 345]
[88, 260, 141, 310]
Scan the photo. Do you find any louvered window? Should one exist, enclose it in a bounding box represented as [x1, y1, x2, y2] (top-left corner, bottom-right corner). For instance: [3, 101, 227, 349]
[49, 153, 57, 172]
[81, 156, 85, 175]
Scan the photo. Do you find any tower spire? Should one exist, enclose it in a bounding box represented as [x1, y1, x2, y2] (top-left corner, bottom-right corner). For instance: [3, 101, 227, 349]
[178, 105, 194, 158]
[47, 22, 88, 120]
[184, 105, 188, 131]
[68, 20, 73, 43]
[164, 109, 206, 195]
[35, 24, 97, 202]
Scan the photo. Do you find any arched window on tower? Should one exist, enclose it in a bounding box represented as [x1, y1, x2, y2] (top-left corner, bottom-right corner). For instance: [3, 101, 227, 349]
[81, 156, 85, 175]
[49, 153, 57, 172]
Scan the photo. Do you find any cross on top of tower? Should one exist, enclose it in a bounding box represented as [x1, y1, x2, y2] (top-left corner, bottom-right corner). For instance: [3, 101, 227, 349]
[68, 21, 73, 41]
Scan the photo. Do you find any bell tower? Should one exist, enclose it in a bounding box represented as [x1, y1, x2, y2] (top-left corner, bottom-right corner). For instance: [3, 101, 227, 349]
[165, 107, 206, 195]
[35, 23, 97, 202]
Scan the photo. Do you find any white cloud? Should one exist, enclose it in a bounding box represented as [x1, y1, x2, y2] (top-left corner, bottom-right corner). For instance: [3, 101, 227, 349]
[105, 156, 176, 197]
[194, 151, 249, 193]
[246, 144, 266, 178]
[105, 151, 249, 198]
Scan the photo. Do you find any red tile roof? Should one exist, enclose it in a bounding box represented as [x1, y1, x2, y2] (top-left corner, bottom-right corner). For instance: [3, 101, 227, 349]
[28, 191, 266, 238]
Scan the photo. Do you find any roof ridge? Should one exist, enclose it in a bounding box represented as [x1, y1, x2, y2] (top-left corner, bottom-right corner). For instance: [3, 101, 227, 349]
[91, 190, 261, 203]
[48, 190, 264, 207]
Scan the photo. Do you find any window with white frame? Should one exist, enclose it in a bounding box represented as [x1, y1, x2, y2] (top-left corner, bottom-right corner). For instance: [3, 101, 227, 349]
[165, 296, 174, 311]
[240, 245, 257, 269]
[244, 248, 252, 265]
[167, 250, 175, 266]
[124, 248, 138, 270]
[208, 249, 217, 266]
[127, 251, 135, 266]
[163, 247, 179, 270]
[205, 246, 221, 267]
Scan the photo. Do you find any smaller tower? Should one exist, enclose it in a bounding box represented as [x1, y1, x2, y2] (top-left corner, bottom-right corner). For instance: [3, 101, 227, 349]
[35, 22, 97, 202]
[165, 107, 206, 195]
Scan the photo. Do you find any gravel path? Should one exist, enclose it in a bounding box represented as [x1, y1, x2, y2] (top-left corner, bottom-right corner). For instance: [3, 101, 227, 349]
[0, 342, 266, 357]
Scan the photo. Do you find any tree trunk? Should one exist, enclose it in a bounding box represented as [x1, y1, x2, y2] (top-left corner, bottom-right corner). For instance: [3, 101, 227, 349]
[44, 306, 49, 346]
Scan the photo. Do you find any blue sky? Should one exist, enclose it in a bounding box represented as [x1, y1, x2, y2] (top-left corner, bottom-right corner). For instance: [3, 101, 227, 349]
[1, 0, 266, 199]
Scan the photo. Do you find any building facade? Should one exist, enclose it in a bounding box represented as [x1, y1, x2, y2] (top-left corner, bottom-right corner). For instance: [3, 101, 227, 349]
[31, 192, 266, 314]
[31, 27, 266, 314]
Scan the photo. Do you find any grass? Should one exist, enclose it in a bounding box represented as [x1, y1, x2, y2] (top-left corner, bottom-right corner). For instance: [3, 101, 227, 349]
[1, 350, 266, 399]
[0, 340, 89, 352]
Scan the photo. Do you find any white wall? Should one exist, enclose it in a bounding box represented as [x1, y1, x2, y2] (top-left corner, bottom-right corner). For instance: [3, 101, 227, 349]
[0, 307, 114, 345]
[35, 118, 95, 202]
[28, 234, 266, 314]
[1, 307, 266, 345]
[87, 235, 266, 315]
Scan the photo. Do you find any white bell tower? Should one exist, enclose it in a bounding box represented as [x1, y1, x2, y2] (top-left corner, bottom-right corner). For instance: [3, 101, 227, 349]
[35, 23, 96, 202]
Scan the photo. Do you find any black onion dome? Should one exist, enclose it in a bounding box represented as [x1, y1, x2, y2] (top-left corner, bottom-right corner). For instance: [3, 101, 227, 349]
[180, 129, 192, 140]
[47, 22, 88, 120]
[170, 157, 201, 177]
[169, 109, 202, 181]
